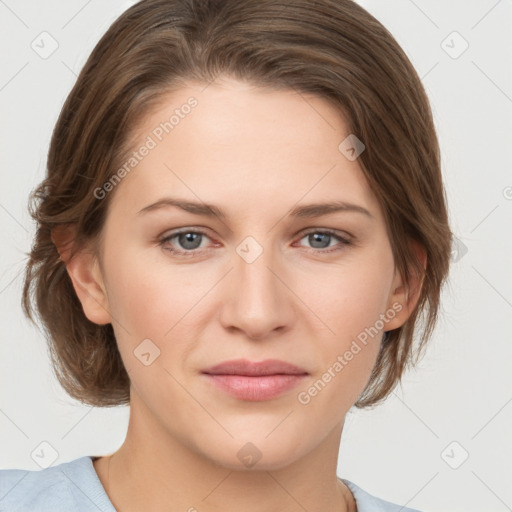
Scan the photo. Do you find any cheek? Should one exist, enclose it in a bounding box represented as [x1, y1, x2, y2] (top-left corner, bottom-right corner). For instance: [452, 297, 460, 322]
[298, 250, 395, 341]
[102, 247, 215, 362]
[293, 252, 394, 404]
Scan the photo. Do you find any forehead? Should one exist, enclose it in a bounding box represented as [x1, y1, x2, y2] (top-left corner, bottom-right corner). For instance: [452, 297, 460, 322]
[106, 78, 380, 221]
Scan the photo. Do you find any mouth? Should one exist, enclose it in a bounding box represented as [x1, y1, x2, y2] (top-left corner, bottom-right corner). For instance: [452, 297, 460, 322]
[202, 358, 308, 376]
[201, 359, 309, 401]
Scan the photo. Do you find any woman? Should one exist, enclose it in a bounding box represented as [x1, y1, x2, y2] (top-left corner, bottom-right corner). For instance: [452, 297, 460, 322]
[0, 0, 451, 510]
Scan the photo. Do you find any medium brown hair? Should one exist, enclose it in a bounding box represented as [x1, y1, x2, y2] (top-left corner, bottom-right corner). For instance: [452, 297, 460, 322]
[22, 0, 452, 408]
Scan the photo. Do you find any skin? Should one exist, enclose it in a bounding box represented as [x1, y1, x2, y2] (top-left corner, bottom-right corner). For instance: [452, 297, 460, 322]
[62, 77, 425, 512]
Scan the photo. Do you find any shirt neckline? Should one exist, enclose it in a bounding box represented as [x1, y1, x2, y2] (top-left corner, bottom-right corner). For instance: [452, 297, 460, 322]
[86, 456, 360, 511]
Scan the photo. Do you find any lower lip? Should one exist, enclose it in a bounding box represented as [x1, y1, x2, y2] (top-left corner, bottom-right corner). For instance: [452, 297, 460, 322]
[203, 374, 308, 401]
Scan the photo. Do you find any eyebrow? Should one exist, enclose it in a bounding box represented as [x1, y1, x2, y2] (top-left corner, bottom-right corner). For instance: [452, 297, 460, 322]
[136, 197, 373, 220]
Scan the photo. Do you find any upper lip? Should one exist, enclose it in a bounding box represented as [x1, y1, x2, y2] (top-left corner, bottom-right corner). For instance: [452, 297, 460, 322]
[202, 358, 308, 376]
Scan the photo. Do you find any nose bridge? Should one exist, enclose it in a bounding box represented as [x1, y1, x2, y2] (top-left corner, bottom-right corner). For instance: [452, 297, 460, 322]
[238, 242, 279, 300]
[219, 234, 293, 339]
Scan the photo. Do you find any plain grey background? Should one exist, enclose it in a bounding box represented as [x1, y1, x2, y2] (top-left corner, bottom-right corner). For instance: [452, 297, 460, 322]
[1, 1, 511, 511]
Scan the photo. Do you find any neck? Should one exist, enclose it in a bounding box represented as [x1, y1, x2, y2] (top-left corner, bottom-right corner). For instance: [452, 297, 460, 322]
[93, 395, 356, 512]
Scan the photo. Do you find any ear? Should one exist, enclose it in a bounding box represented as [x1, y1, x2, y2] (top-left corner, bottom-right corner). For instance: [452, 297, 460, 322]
[384, 239, 427, 331]
[51, 226, 111, 326]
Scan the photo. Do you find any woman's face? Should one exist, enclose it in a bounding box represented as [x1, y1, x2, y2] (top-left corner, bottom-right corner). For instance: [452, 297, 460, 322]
[79, 77, 410, 470]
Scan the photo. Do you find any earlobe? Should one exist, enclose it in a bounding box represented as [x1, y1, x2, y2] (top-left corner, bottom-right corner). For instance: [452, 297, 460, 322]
[384, 240, 427, 331]
[52, 226, 111, 326]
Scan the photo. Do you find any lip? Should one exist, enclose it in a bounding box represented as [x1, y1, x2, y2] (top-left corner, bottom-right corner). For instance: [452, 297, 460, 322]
[201, 359, 309, 401]
[202, 358, 308, 376]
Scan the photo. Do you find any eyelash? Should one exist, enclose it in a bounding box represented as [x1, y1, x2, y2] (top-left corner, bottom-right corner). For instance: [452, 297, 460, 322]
[158, 228, 352, 257]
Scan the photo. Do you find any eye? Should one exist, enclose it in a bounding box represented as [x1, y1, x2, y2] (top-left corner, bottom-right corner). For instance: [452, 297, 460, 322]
[159, 227, 352, 258]
[159, 229, 213, 256]
[295, 229, 352, 253]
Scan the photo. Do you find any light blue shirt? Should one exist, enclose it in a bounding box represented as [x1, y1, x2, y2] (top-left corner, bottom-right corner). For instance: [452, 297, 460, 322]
[0, 456, 422, 511]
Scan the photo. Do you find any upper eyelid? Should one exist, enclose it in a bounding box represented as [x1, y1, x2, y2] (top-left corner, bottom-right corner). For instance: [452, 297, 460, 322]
[161, 226, 350, 239]
[299, 227, 351, 238]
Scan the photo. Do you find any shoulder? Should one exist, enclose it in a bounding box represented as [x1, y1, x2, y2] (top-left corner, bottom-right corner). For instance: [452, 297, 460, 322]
[341, 478, 423, 512]
[0, 456, 115, 512]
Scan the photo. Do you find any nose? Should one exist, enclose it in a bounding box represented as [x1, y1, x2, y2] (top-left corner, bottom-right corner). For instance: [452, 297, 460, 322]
[218, 242, 295, 340]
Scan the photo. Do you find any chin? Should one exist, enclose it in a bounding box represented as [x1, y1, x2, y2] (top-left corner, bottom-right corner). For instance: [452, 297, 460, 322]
[197, 434, 311, 472]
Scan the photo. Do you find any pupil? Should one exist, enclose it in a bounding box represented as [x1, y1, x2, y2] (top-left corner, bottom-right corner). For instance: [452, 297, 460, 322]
[179, 232, 201, 250]
[310, 233, 330, 248]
